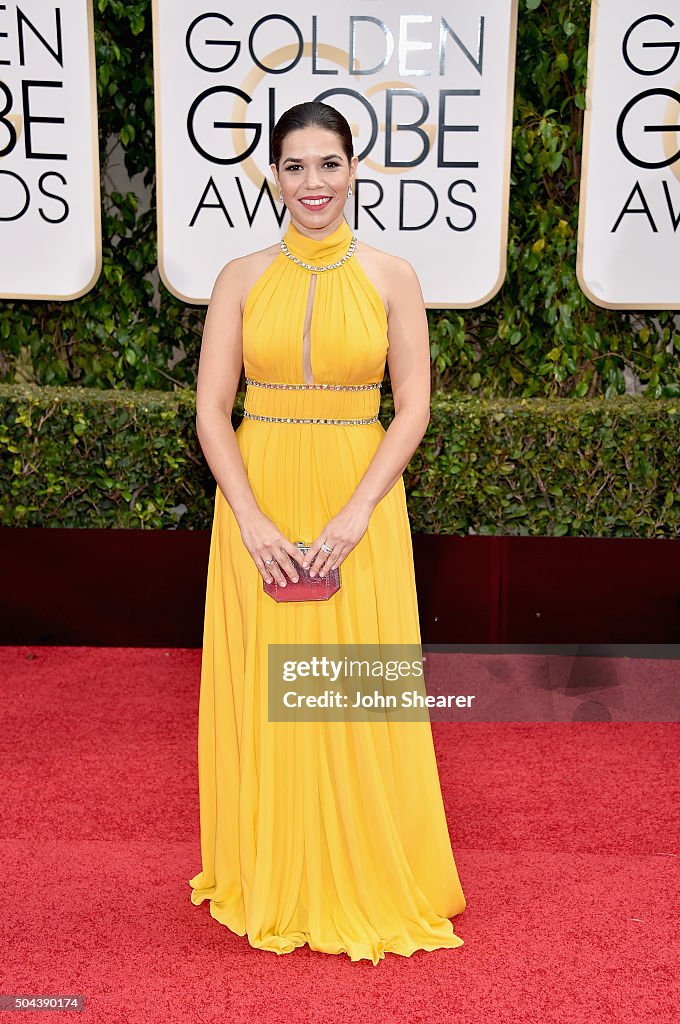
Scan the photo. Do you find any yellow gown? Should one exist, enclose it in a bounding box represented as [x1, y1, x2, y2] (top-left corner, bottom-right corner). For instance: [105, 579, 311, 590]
[189, 217, 466, 964]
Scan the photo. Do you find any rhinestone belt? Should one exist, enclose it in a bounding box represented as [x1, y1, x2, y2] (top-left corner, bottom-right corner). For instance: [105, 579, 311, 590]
[242, 410, 379, 425]
[245, 376, 381, 391]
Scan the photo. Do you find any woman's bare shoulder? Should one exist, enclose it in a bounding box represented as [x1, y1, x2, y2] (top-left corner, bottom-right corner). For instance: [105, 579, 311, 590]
[210, 240, 281, 310]
[355, 237, 419, 317]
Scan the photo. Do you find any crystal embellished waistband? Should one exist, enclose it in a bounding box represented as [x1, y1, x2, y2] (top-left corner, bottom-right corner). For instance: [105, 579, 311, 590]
[242, 376, 381, 424]
[242, 410, 379, 425]
[244, 376, 381, 392]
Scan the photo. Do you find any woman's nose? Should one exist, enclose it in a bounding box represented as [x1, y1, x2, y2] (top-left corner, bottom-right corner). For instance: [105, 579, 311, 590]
[303, 169, 324, 188]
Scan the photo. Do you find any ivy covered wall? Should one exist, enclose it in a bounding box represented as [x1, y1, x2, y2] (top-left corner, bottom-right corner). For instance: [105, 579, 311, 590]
[0, 0, 678, 399]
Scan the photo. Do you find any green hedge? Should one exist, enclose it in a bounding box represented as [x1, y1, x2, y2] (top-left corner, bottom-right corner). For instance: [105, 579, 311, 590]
[1, 384, 677, 535]
[0, 0, 678, 398]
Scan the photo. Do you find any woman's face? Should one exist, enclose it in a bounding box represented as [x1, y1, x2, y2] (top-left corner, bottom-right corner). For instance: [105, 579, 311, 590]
[272, 125, 358, 232]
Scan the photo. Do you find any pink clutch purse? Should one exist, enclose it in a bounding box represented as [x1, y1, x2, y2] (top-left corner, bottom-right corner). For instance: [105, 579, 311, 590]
[263, 541, 341, 602]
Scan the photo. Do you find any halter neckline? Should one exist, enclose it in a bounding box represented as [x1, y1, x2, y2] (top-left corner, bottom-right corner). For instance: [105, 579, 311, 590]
[282, 218, 354, 266]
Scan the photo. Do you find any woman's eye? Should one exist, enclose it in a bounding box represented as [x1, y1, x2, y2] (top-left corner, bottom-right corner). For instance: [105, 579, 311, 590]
[285, 162, 340, 171]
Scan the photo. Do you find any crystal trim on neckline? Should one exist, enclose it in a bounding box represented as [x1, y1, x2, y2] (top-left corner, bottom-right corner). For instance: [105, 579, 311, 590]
[280, 233, 358, 273]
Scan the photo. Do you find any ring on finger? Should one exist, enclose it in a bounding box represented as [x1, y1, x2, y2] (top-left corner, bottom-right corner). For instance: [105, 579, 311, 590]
[320, 548, 343, 576]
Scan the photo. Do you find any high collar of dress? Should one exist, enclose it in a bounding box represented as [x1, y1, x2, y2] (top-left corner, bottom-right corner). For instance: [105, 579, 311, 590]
[282, 218, 353, 266]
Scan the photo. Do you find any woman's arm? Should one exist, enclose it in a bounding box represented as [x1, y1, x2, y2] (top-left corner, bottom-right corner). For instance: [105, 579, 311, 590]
[303, 255, 431, 578]
[348, 256, 431, 513]
[195, 256, 306, 587]
[195, 259, 261, 526]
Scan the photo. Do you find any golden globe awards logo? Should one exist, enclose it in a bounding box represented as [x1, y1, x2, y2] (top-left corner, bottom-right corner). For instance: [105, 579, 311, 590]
[578, 4, 680, 309]
[183, 15, 482, 230]
[0, 0, 101, 300]
[152, 2, 519, 306]
[613, 15, 680, 228]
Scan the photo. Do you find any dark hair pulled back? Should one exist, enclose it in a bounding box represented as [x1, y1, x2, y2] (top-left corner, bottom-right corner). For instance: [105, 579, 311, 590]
[271, 101, 354, 169]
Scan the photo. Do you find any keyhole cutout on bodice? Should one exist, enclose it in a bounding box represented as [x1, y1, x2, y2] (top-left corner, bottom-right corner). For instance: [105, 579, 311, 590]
[302, 274, 317, 384]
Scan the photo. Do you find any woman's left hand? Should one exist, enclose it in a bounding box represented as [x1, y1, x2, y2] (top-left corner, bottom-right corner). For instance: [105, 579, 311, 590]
[304, 500, 373, 577]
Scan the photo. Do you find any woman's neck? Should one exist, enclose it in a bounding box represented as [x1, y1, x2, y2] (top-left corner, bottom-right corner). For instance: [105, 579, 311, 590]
[286, 212, 348, 241]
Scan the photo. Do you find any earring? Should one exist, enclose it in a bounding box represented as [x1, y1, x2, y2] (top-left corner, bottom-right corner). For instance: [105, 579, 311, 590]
[279, 188, 284, 202]
[348, 184, 353, 197]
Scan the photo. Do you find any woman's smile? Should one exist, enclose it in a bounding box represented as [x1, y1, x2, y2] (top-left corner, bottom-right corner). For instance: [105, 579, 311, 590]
[298, 196, 333, 209]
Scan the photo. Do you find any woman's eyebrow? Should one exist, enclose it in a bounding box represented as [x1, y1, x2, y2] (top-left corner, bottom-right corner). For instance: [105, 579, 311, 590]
[282, 153, 343, 164]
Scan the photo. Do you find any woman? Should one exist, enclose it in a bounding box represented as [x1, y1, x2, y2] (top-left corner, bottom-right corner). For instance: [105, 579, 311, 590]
[189, 100, 466, 964]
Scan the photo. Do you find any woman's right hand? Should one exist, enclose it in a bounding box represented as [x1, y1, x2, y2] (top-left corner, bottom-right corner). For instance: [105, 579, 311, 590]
[238, 511, 306, 588]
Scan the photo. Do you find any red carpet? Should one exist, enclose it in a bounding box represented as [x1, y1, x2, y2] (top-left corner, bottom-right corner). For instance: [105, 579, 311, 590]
[1, 646, 678, 1023]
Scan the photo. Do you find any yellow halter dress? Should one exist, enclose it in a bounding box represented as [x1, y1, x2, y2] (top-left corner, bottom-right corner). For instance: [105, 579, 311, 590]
[189, 217, 466, 963]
